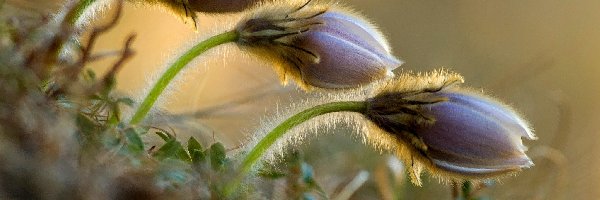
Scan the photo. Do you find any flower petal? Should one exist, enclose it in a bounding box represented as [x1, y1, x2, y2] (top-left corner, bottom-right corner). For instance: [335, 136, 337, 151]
[295, 31, 400, 88]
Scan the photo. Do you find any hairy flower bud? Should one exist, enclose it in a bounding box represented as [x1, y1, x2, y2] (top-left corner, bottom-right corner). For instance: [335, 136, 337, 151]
[188, 0, 267, 13]
[136, 0, 266, 26]
[364, 71, 536, 185]
[236, 1, 402, 89]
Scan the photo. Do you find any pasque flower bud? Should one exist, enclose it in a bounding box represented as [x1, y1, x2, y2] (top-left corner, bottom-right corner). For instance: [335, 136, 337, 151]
[188, 0, 267, 13]
[236, 1, 402, 89]
[136, 0, 266, 25]
[364, 71, 536, 185]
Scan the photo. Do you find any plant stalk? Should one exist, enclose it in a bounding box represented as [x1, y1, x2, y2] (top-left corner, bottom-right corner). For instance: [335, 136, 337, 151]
[224, 101, 368, 196]
[66, 0, 97, 26]
[129, 30, 239, 125]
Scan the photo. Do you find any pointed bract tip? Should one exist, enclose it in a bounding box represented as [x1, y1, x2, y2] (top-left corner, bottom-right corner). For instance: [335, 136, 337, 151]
[236, 1, 401, 90]
[364, 71, 535, 184]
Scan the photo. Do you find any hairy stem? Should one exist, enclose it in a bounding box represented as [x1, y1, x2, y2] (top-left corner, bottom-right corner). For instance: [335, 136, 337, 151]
[240, 101, 367, 172]
[129, 30, 239, 125]
[66, 0, 97, 25]
[224, 101, 368, 196]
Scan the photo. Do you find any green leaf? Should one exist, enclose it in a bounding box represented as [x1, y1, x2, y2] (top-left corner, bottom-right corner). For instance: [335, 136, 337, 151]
[209, 143, 226, 171]
[101, 76, 116, 96]
[155, 131, 171, 141]
[90, 94, 102, 100]
[177, 147, 191, 163]
[85, 69, 96, 81]
[257, 167, 286, 179]
[39, 79, 53, 94]
[154, 139, 191, 162]
[107, 102, 121, 125]
[117, 97, 135, 107]
[154, 139, 180, 160]
[124, 128, 144, 154]
[76, 113, 99, 135]
[187, 137, 203, 151]
[187, 137, 206, 165]
[461, 181, 472, 199]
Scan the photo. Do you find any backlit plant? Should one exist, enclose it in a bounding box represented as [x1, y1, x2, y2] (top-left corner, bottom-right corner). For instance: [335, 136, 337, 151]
[0, 0, 536, 199]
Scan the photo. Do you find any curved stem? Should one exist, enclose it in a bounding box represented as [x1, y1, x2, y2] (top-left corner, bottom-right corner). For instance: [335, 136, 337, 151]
[129, 30, 239, 125]
[240, 101, 367, 172]
[224, 101, 368, 196]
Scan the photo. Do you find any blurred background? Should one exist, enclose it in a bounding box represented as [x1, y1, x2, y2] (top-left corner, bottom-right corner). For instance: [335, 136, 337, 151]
[7, 0, 600, 199]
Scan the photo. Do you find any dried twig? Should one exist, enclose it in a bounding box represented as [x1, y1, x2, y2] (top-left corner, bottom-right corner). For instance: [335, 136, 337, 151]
[101, 34, 135, 79]
[75, 0, 124, 75]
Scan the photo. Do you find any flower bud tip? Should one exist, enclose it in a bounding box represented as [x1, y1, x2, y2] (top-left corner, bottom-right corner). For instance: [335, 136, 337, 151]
[236, 1, 402, 89]
[364, 70, 534, 185]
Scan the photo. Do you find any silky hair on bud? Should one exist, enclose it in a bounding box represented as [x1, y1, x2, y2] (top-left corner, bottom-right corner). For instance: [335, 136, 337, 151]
[242, 70, 533, 186]
[235, 0, 332, 89]
[361, 70, 465, 185]
[371, 69, 465, 97]
[364, 71, 535, 185]
[235, 0, 401, 89]
[241, 70, 464, 178]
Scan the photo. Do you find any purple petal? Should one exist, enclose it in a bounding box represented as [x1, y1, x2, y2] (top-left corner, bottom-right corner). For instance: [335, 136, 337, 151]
[415, 92, 533, 174]
[315, 11, 399, 65]
[295, 31, 399, 88]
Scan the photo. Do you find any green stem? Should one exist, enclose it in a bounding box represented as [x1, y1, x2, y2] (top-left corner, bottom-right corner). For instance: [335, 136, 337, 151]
[224, 101, 368, 196]
[66, 0, 97, 26]
[129, 30, 239, 125]
[49, 0, 96, 64]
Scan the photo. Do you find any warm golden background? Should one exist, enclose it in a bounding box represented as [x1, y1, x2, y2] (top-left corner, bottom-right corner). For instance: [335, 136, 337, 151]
[9, 0, 600, 199]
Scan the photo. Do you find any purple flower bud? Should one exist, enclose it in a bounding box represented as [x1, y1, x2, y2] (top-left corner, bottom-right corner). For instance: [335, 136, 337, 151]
[236, 2, 402, 89]
[365, 73, 535, 184]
